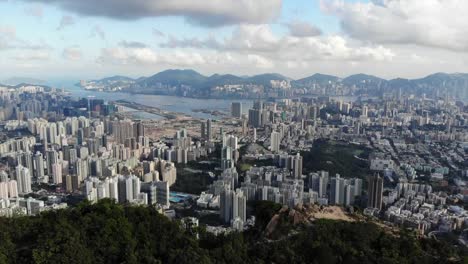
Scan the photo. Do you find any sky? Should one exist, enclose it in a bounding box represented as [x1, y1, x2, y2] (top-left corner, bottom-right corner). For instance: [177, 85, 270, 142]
[1, 0, 468, 83]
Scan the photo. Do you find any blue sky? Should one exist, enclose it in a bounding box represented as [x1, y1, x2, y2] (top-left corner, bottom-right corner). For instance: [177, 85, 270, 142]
[0, 0, 467, 83]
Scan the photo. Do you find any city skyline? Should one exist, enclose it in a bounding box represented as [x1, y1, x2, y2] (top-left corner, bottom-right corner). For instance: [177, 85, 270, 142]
[1, 0, 468, 82]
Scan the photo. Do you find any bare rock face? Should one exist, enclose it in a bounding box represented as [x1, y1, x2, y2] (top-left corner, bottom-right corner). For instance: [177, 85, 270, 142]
[264, 214, 281, 238]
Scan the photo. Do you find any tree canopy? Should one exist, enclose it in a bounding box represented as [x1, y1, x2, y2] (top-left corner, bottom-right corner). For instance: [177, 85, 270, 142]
[0, 199, 462, 263]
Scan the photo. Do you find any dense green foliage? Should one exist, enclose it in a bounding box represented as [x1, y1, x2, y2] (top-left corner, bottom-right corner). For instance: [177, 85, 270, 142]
[0, 200, 461, 263]
[302, 139, 371, 179]
[173, 161, 215, 194]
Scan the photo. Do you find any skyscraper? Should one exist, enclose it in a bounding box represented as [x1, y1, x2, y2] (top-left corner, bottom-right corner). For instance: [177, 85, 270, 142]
[15, 165, 32, 194]
[206, 119, 212, 141]
[200, 121, 206, 139]
[368, 174, 383, 210]
[46, 149, 58, 175]
[330, 175, 345, 205]
[220, 188, 246, 225]
[233, 189, 246, 223]
[231, 102, 242, 118]
[51, 163, 63, 185]
[220, 187, 233, 223]
[33, 152, 45, 180]
[248, 109, 262, 128]
[155, 181, 170, 208]
[309, 171, 328, 198]
[111, 119, 134, 144]
[118, 175, 136, 203]
[270, 131, 280, 152]
[292, 153, 303, 179]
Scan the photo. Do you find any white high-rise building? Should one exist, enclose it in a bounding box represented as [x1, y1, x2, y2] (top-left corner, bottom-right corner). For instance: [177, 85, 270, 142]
[223, 134, 238, 150]
[51, 163, 63, 185]
[330, 175, 345, 205]
[0, 182, 8, 199]
[233, 189, 246, 223]
[107, 177, 119, 202]
[292, 153, 303, 179]
[8, 180, 18, 198]
[220, 188, 246, 225]
[270, 131, 280, 152]
[309, 172, 329, 198]
[16, 165, 32, 194]
[117, 175, 141, 203]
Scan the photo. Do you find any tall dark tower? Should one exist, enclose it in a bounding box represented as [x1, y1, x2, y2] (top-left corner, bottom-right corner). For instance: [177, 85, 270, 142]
[367, 173, 383, 210]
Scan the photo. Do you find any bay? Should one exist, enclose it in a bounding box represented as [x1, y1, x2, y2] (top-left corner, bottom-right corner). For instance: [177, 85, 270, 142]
[65, 86, 253, 120]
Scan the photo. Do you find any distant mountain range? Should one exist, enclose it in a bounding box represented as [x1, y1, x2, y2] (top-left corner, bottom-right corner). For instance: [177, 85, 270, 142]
[78, 69, 468, 99]
[83, 69, 468, 88]
[136, 70, 292, 89]
[0, 82, 50, 90]
[2, 77, 46, 86]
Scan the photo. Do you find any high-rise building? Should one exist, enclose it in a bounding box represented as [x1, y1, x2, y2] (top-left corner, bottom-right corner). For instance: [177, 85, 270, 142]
[0, 182, 8, 199]
[223, 134, 238, 150]
[16, 151, 34, 172]
[111, 119, 135, 144]
[330, 175, 345, 205]
[107, 177, 119, 202]
[46, 149, 58, 175]
[33, 152, 45, 180]
[51, 163, 63, 185]
[155, 181, 170, 208]
[368, 174, 383, 210]
[141, 182, 158, 205]
[362, 106, 369, 118]
[134, 121, 145, 138]
[270, 131, 280, 152]
[248, 109, 262, 128]
[253, 101, 263, 110]
[233, 189, 246, 223]
[231, 102, 242, 118]
[309, 171, 329, 198]
[220, 188, 246, 226]
[292, 153, 303, 179]
[221, 146, 233, 170]
[200, 121, 206, 139]
[15, 165, 32, 194]
[206, 119, 212, 141]
[220, 187, 233, 223]
[118, 175, 140, 203]
[75, 158, 88, 183]
[8, 180, 18, 198]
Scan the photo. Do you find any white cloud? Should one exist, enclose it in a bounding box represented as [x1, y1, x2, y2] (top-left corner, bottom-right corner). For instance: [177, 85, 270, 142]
[97, 47, 208, 66]
[23, 0, 283, 27]
[321, 0, 468, 51]
[159, 24, 395, 62]
[247, 54, 274, 68]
